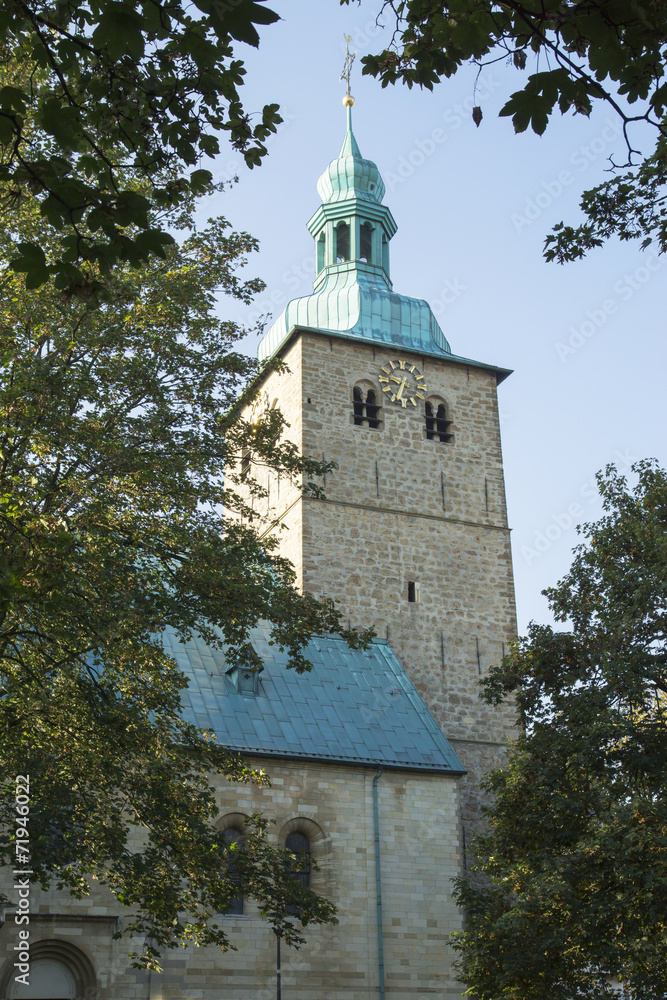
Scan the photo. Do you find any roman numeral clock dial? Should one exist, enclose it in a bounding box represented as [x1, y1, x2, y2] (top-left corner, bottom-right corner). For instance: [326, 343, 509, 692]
[378, 360, 427, 408]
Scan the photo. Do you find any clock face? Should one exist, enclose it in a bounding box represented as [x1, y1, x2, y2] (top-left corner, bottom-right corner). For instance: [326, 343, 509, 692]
[378, 359, 428, 408]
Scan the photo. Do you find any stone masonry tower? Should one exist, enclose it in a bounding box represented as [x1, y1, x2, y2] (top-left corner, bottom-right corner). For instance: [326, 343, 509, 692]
[244, 101, 518, 834]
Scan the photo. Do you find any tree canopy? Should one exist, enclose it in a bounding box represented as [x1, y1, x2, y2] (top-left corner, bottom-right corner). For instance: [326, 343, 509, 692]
[0, 0, 280, 294]
[452, 460, 667, 999]
[347, 0, 667, 260]
[0, 183, 368, 967]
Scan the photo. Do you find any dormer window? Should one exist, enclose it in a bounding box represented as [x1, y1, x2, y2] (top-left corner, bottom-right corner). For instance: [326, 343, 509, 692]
[360, 221, 373, 263]
[353, 383, 381, 429]
[226, 661, 264, 695]
[335, 221, 350, 261]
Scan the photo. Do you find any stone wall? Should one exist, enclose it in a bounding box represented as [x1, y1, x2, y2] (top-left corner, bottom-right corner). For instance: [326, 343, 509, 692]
[0, 762, 464, 1000]
[240, 331, 519, 830]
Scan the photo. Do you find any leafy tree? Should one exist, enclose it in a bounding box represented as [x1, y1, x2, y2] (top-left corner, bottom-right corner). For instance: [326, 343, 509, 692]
[346, 0, 667, 260]
[452, 460, 667, 999]
[0, 187, 367, 967]
[0, 0, 281, 293]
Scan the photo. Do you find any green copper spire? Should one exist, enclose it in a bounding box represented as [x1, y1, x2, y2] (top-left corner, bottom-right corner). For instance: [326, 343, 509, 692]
[315, 103, 386, 211]
[339, 102, 361, 158]
[257, 101, 454, 363]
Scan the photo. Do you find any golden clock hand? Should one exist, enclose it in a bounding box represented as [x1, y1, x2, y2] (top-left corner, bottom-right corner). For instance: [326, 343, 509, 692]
[396, 377, 408, 400]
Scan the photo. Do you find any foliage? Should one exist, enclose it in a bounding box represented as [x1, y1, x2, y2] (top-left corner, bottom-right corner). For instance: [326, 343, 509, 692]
[452, 460, 667, 999]
[0, 0, 281, 294]
[346, 0, 667, 259]
[0, 192, 368, 967]
[544, 134, 667, 261]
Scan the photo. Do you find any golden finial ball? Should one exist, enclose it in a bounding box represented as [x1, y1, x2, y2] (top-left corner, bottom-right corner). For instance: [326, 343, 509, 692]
[343, 94, 355, 107]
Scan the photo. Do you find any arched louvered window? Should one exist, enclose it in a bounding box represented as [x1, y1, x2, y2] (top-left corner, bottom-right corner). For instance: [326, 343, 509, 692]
[223, 828, 244, 915]
[335, 221, 350, 261]
[353, 383, 381, 429]
[360, 221, 373, 262]
[366, 390, 380, 427]
[436, 404, 452, 440]
[425, 399, 453, 443]
[353, 385, 365, 423]
[285, 831, 311, 915]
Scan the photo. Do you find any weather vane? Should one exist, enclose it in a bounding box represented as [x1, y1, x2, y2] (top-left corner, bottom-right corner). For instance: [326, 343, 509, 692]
[340, 34, 357, 106]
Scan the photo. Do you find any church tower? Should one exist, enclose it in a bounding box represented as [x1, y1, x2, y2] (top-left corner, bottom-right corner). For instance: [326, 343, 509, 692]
[245, 100, 518, 834]
[0, 99, 520, 1000]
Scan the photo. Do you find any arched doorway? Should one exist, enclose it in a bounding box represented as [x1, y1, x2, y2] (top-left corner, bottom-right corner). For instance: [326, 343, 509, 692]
[1, 940, 96, 1000]
[9, 958, 76, 998]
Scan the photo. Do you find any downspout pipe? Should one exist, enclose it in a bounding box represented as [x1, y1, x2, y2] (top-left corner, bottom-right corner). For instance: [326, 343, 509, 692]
[373, 767, 385, 1000]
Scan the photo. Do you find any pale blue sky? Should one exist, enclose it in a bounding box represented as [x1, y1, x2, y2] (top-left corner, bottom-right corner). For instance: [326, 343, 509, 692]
[206, 0, 666, 634]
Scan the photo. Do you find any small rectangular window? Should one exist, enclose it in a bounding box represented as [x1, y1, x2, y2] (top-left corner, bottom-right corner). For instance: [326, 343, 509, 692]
[408, 581, 420, 603]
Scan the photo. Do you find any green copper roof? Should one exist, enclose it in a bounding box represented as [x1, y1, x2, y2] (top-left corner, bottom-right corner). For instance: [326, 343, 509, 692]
[256, 107, 512, 384]
[258, 106, 452, 364]
[316, 104, 385, 205]
[258, 268, 452, 361]
[169, 625, 465, 774]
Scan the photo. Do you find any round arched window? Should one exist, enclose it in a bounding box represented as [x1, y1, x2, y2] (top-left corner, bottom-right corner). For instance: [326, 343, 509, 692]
[335, 221, 350, 261]
[223, 827, 245, 915]
[360, 221, 374, 262]
[352, 383, 381, 429]
[285, 831, 311, 889]
[425, 399, 453, 443]
[285, 831, 311, 916]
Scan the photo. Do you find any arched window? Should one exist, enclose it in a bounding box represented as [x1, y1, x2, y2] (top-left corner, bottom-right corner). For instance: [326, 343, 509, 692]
[353, 383, 381, 429]
[335, 221, 350, 262]
[425, 399, 453, 443]
[317, 231, 325, 272]
[285, 831, 311, 915]
[366, 390, 381, 428]
[381, 233, 389, 273]
[223, 827, 244, 915]
[360, 221, 373, 262]
[353, 385, 364, 423]
[280, 816, 332, 900]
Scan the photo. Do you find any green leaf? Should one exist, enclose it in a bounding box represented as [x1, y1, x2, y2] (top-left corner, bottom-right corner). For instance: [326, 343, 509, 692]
[132, 228, 175, 258]
[0, 86, 28, 113]
[38, 99, 81, 149]
[0, 116, 14, 144]
[92, 6, 145, 60]
[24, 267, 51, 289]
[10, 242, 48, 274]
[190, 168, 213, 193]
[114, 190, 151, 228]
